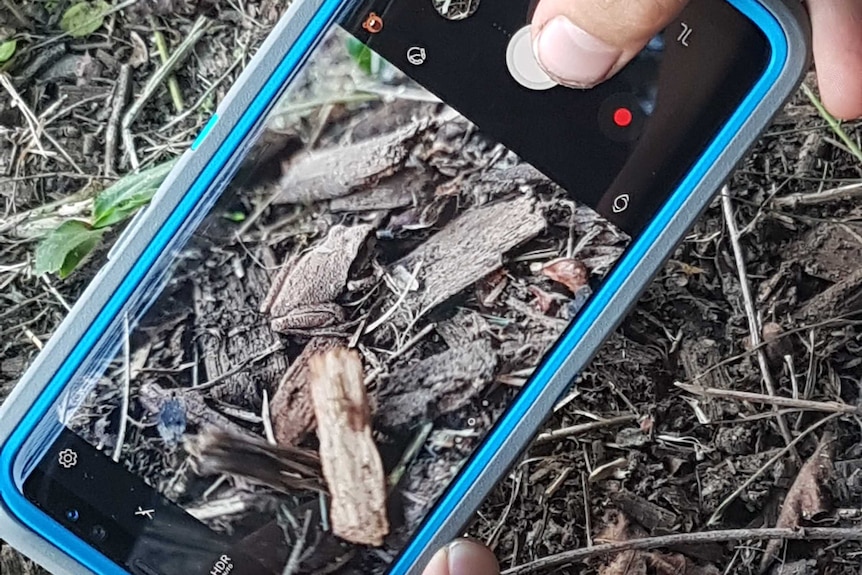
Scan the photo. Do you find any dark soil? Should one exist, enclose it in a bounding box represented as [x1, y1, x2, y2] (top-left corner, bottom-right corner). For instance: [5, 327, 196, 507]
[2, 2, 862, 575]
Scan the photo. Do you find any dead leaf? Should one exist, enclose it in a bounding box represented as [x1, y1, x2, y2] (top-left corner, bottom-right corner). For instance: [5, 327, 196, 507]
[596, 513, 646, 575]
[647, 552, 720, 575]
[529, 285, 556, 313]
[540, 257, 588, 294]
[759, 433, 834, 573]
[596, 513, 719, 575]
[589, 457, 629, 483]
[128, 31, 149, 68]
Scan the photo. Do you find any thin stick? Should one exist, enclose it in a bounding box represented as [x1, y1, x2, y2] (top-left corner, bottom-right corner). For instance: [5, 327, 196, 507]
[500, 526, 862, 575]
[721, 187, 797, 461]
[104, 64, 131, 175]
[707, 412, 840, 525]
[40, 275, 71, 312]
[676, 382, 861, 415]
[0, 75, 46, 153]
[533, 414, 638, 445]
[113, 314, 132, 462]
[190, 342, 282, 392]
[159, 53, 244, 133]
[363, 261, 423, 335]
[773, 182, 862, 208]
[282, 509, 313, 575]
[386, 421, 433, 489]
[262, 389, 276, 446]
[121, 16, 209, 168]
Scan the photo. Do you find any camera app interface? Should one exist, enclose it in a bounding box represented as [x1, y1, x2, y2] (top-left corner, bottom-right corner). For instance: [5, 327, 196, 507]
[22, 1, 770, 574]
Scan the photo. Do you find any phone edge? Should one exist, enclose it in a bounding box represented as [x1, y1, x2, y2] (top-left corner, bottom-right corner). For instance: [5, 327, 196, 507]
[0, 1, 811, 574]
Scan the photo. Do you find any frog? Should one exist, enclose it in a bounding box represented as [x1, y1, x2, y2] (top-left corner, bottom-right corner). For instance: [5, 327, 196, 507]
[260, 223, 373, 333]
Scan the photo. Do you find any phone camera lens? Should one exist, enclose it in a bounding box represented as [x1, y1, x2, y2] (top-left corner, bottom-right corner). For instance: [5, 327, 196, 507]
[90, 525, 107, 542]
[64, 508, 80, 523]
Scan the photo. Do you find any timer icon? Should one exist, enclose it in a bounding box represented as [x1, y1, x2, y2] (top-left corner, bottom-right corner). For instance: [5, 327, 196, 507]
[58, 448, 78, 469]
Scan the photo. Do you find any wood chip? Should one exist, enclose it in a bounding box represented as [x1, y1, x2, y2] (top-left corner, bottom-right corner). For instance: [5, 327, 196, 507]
[378, 339, 497, 428]
[276, 117, 437, 205]
[271, 337, 340, 446]
[391, 193, 546, 319]
[308, 347, 389, 546]
[329, 169, 428, 213]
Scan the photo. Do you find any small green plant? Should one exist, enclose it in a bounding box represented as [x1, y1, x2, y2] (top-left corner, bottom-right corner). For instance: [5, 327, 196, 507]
[346, 36, 382, 76]
[60, 0, 111, 38]
[34, 158, 178, 278]
[0, 39, 17, 63]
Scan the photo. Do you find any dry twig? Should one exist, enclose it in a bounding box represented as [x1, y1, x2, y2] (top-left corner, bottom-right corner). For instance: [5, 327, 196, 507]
[533, 414, 638, 445]
[676, 382, 861, 415]
[501, 526, 862, 575]
[721, 186, 797, 461]
[773, 182, 862, 207]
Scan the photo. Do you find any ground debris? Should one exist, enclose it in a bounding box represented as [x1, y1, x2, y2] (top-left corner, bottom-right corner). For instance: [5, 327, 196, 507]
[308, 347, 389, 547]
[770, 559, 817, 575]
[377, 339, 498, 428]
[759, 434, 834, 573]
[185, 430, 323, 493]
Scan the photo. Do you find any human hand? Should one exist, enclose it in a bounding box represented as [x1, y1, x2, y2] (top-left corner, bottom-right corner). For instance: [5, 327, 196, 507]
[421, 539, 500, 575]
[530, 0, 862, 120]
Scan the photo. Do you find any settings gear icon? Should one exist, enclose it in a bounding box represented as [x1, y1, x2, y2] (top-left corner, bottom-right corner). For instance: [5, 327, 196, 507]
[58, 448, 78, 469]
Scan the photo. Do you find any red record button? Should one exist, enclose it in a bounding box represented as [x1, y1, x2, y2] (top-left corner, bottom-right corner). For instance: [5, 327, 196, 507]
[613, 107, 633, 128]
[599, 94, 645, 143]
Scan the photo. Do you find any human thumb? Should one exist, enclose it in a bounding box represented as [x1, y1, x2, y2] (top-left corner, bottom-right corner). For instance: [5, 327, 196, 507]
[531, 0, 688, 88]
[421, 539, 500, 575]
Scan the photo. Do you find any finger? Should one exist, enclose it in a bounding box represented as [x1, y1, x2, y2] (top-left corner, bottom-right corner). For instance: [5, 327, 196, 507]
[530, 0, 688, 88]
[808, 0, 862, 119]
[421, 539, 500, 575]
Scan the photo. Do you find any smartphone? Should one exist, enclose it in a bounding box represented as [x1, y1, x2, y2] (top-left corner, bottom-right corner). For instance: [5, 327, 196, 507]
[0, 1, 809, 574]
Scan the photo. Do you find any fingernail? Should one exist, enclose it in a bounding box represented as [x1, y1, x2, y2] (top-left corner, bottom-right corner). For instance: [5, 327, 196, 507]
[533, 16, 621, 87]
[447, 540, 487, 575]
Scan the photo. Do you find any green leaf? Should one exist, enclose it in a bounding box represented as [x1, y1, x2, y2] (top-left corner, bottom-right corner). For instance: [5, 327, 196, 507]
[34, 220, 104, 278]
[60, 1, 110, 38]
[92, 157, 178, 229]
[222, 210, 246, 222]
[345, 36, 380, 76]
[0, 40, 17, 63]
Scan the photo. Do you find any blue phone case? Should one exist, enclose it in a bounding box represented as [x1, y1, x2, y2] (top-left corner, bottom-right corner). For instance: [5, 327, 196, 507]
[0, 1, 810, 573]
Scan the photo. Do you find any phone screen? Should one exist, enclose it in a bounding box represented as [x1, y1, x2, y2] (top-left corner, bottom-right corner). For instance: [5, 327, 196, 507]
[20, 1, 770, 573]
